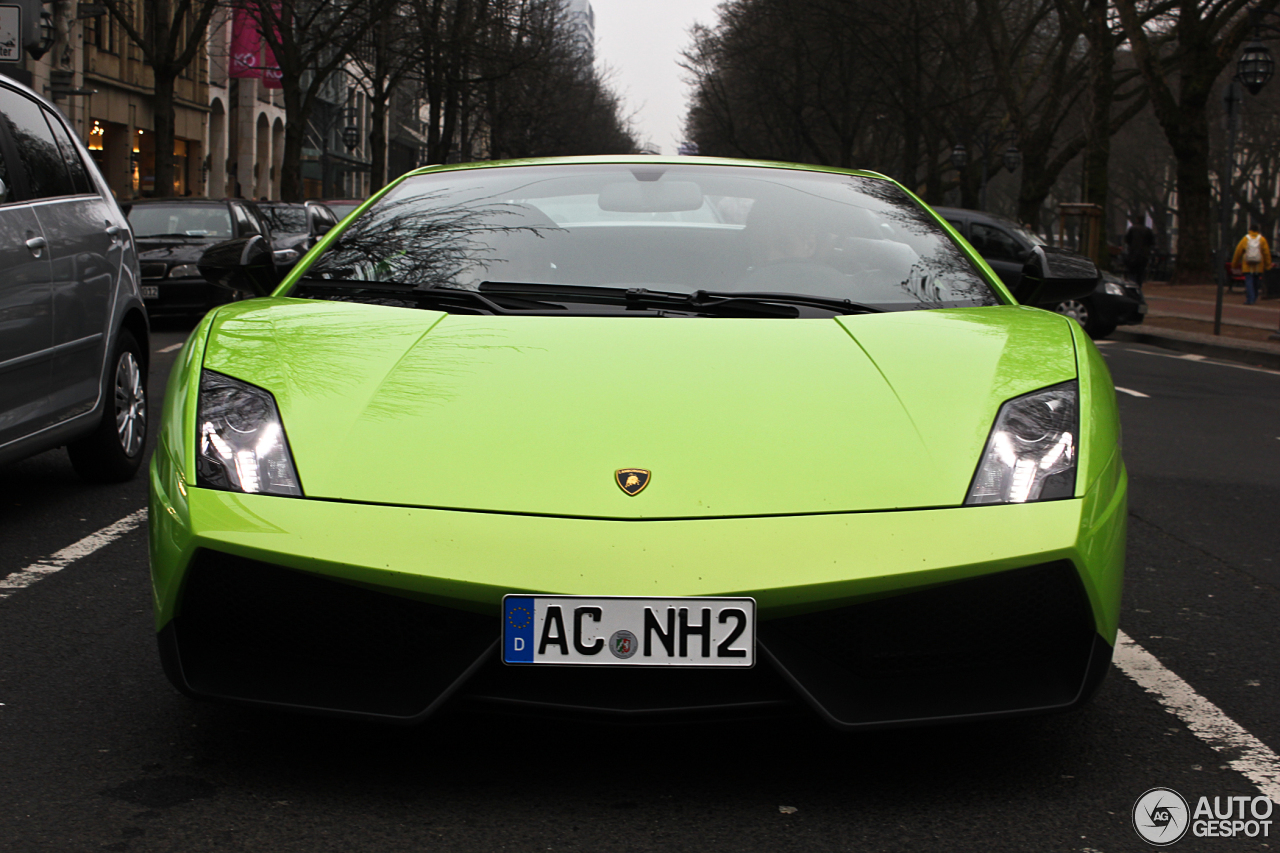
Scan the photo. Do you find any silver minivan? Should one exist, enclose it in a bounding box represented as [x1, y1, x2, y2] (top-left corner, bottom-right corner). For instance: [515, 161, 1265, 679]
[0, 76, 148, 481]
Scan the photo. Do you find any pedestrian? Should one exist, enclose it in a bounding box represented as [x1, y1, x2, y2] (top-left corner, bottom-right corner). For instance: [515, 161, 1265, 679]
[1124, 215, 1155, 286]
[1231, 225, 1272, 305]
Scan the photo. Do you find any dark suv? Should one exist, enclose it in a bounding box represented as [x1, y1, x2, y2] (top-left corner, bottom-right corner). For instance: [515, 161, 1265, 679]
[0, 76, 149, 482]
[935, 206, 1146, 338]
[125, 198, 273, 317]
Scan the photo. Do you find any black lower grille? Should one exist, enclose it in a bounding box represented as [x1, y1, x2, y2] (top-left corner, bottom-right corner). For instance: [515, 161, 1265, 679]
[140, 262, 168, 280]
[171, 550, 497, 719]
[760, 561, 1104, 728]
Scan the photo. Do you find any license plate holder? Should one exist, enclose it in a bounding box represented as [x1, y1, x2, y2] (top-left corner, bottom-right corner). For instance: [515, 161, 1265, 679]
[502, 595, 755, 668]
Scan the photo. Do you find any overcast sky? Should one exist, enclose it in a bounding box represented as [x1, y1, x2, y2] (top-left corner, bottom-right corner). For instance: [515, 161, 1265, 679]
[590, 0, 725, 155]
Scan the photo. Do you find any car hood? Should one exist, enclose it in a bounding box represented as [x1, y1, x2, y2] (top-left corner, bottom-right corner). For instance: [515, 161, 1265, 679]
[200, 300, 1078, 518]
[136, 238, 217, 263]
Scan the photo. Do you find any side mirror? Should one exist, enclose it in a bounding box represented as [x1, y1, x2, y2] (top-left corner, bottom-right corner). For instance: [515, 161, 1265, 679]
[1013, 246, 1098, 305]
[197, 235, 280, 297]
[309, 207, 333, 238]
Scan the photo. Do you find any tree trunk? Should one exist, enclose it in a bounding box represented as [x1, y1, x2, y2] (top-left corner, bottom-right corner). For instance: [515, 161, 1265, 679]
[1080, 0, 1113, 238]
[279, 85, 308, 202]
[370, 90, 388, 192]
[1172, 105, 1214, 282]
[151, 71, 177, 197]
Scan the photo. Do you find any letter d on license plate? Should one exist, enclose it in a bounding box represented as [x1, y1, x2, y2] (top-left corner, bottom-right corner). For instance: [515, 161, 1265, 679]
[502, 595, 755, 667]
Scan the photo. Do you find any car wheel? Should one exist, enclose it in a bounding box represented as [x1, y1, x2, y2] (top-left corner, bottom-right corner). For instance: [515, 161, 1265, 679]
[68, 330, 148, 482]
[1053, 298, 1113, 339]
[1054, 298, 1089, 326]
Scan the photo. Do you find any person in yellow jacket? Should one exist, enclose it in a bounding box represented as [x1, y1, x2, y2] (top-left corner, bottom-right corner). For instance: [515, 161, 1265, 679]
[1231, 226, 1272, 305]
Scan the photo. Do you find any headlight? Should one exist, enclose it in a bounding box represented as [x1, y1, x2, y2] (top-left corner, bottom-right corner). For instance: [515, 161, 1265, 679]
[1103, 280, 1125, 296]
[168, 263, 201, 278]
[965, 381, 1077, 505]
[196, 371, 303, 496]
[273, 248, 301, 264]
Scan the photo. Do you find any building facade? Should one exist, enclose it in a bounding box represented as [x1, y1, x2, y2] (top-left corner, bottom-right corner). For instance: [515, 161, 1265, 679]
[0, 0, 210, 200]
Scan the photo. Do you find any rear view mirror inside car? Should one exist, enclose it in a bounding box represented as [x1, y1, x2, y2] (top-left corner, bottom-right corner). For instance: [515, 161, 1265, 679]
[598, 181, 703, 213]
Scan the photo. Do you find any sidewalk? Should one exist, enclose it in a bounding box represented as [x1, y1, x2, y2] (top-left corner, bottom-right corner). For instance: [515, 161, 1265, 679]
[1108, 281, 1280, 370]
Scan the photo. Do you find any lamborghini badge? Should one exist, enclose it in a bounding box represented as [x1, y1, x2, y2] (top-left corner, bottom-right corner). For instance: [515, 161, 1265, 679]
[615, 468, 651, 496]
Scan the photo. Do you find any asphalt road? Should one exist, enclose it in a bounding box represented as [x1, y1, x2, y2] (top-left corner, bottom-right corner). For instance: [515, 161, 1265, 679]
[1, 323, 1278, 853]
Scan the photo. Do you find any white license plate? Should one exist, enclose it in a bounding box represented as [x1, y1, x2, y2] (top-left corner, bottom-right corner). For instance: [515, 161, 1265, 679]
[140, 285, 159, 299]
[502, 595, 755, 667]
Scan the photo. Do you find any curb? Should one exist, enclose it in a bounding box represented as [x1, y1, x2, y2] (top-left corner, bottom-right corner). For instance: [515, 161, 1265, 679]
[1110, 326, 1280, 371]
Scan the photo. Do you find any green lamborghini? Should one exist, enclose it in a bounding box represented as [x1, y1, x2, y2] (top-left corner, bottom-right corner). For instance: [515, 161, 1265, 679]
[148, 156, 1126, 728]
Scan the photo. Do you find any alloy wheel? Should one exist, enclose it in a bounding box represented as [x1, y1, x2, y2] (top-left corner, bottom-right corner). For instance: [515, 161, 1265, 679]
[114, 350, 146, 457]
[1054, 299, 1089, 327]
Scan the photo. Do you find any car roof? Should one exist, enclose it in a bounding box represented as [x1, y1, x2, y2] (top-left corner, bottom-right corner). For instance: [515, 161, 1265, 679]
[125, 198, 239, 206]
[402, 154, 894, 183]
[0, 73, 56, 108]
[931, 206, 1025, 230]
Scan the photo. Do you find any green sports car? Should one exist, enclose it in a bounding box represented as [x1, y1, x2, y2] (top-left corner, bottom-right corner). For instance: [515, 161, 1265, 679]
[149, 156, 1126, 729]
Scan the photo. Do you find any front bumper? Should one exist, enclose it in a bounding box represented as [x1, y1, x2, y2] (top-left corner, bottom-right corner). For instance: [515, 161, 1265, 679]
[1094, 287, 1147, 327]
[149, 453, 1127, 728]
[140, 276, 231, 317]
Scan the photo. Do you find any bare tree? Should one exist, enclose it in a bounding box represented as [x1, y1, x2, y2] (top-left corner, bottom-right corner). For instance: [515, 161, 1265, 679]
[237, 0, 384, 200]
[1114, 0, 1280, 281]
[99, 0, 223, 197]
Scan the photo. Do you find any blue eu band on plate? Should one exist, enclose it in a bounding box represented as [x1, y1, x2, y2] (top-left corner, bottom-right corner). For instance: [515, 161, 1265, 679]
[502, 595, 756, 667]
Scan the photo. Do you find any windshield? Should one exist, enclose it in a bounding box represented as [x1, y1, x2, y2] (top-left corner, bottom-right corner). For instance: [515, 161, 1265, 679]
[128, 205, 233, 239]
[324, 202, 359, 218]
[296, 164, 999, 312]
[261, 205, 308, 233]
[1007, 222, 1045, 248]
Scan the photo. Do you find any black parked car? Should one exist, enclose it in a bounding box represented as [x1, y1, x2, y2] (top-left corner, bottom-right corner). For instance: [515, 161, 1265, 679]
[934, 206, 1146, 338]
[125, 198, 274, 317]
[257, 200, 338, 268]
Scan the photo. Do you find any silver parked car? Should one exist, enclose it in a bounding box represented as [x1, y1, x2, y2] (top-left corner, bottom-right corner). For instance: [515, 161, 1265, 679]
[0, 76, 149, 481]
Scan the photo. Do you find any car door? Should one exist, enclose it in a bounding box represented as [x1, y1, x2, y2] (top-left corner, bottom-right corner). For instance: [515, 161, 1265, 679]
[14, 99, 121, 421]
[0, 88, 55, 449]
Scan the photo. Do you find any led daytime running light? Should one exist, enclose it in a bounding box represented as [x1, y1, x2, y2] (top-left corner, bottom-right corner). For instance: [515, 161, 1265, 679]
[196, 371, 303, 496]
[965, 381, 1078, 505]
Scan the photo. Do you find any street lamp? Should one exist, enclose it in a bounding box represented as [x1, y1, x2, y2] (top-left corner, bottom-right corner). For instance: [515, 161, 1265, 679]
[952, 128, 1017, 211]
[26, 11, 55, 60]
[1002, 144, 1022, 174]
[1238, 41, 1274, 94]
[342, 108, 360, 153]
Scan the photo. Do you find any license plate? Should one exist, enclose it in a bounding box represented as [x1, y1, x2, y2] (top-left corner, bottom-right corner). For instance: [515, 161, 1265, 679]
[1137, 303, 1148, 314]
[140, 285, 159, 299]
[502, 595, 755, 667]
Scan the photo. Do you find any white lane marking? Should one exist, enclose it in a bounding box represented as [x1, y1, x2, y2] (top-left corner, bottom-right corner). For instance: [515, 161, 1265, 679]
[1123, 347, 1280, 376]
[1115, 630, 1280, 804]
[1115, 387, 1150, 398]
[157, 343, 183, 353]
[0, 509, 148, 601]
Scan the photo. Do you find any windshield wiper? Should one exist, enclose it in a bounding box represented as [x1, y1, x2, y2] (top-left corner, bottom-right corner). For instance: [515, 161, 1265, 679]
[294, 279, 519, 313]
[638, 288, 883, 316]
[479, 282, 881, 317]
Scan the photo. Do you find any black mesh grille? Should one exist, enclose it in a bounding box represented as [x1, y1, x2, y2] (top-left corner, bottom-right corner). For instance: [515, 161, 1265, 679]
[760, 560, 1100, 727]
[174, 550, 497, 718]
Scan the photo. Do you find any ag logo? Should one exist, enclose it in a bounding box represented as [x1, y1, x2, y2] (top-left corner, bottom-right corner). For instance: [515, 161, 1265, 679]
[1133, 787, 1190, 846]
[615, 468, 651, 496]
[609, 630, 638, 659]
